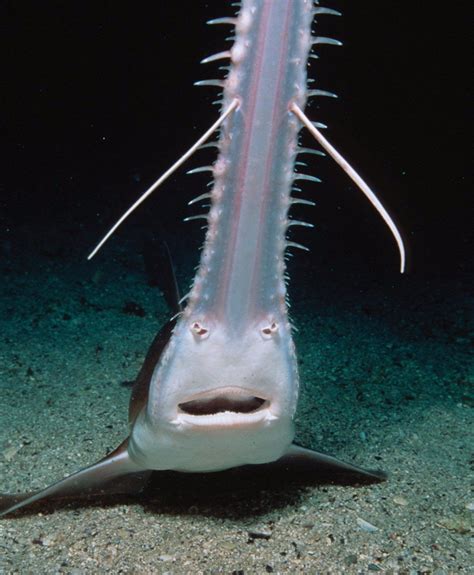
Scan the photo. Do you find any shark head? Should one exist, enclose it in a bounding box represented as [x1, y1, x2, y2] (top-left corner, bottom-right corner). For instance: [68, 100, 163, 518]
[128, 314, 299, 472]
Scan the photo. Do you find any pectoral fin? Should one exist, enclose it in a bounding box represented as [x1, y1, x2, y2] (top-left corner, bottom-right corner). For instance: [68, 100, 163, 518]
[277, 443, 387, 483]
[0, 439, 149, 517]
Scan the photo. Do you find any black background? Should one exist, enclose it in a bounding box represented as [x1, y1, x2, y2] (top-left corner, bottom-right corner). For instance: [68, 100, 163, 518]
[1, 1, 471, 279]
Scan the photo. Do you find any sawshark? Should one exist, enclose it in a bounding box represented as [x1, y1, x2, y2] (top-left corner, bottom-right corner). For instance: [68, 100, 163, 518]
[1, 0, 405, 517]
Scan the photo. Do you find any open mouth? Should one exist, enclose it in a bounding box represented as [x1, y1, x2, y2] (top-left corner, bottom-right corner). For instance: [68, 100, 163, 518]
[178, 387, 268, 416]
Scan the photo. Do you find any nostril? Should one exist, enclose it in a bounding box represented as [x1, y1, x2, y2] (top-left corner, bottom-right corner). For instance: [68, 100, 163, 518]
[179, 394, 266, 416]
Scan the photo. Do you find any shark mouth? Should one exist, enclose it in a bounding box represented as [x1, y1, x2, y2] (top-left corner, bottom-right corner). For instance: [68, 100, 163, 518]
[178, 387, 268, 417]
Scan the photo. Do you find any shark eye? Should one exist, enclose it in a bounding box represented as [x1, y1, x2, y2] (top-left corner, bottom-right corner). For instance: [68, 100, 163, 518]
[261, 320, 279, 338]
[190, 321, 209, 338]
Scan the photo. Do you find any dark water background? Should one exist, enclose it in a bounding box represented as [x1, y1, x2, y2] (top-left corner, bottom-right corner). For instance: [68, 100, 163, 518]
[1, 0, 470, 280]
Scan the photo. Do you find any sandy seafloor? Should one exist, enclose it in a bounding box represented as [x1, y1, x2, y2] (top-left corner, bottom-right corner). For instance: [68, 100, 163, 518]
[0, 228, 472, 574]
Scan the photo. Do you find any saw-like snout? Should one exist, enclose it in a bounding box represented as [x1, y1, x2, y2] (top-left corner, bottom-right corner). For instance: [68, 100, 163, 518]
[178, 386, 268, 416]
